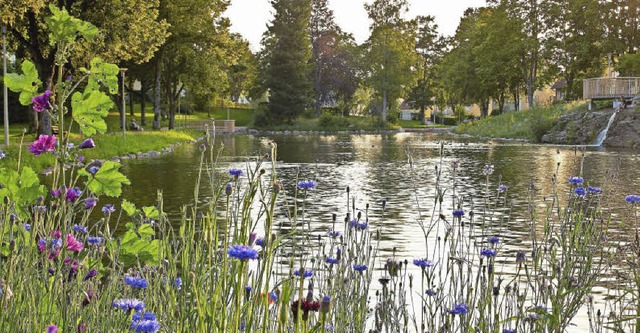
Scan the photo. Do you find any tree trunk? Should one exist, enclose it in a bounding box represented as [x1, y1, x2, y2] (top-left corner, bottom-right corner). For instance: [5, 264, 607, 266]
[168, 82, 176, 130]
[118, 75, 125, 129]
[140, 80, 146, 126]
[382, 90, 387, 123]
[153, 57, 162, 129]
[128, 77, 134, 117]
[481, 99, 489, 118]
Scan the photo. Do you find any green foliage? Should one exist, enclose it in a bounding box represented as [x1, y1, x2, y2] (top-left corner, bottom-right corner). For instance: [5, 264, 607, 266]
[45, 4, 98, 45]
[109, 222, 160, 267]
[318, 114, 349, 129]
[529, 112, 557, 143]
[71, 90, 113, 136]
[4, 60, 42, 105]
[78, 160, 131, 197]
[0, 167, 46, 218]
[83, 58, 120, 95]
[617, 53, 640, 76]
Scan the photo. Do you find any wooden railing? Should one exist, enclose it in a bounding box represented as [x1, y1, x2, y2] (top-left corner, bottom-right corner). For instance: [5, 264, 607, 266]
[583, 77, 640, 99]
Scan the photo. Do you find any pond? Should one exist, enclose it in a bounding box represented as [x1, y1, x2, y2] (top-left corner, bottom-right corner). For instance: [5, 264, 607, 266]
[117, 132, 640, 331]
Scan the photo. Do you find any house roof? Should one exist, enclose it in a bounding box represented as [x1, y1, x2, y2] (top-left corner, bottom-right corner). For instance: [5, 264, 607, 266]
[551, 79, 567, 90]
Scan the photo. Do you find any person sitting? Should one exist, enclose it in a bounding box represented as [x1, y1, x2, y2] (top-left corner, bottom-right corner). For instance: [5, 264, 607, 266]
[129, 119, 144, 131]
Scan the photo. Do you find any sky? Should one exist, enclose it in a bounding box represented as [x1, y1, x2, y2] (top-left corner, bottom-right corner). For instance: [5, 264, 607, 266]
[225, 0, 487, 51]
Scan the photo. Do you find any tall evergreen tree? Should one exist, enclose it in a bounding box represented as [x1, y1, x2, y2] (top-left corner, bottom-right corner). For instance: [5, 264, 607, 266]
[264, 0, 312, 124]
[310, 0, 339, 117]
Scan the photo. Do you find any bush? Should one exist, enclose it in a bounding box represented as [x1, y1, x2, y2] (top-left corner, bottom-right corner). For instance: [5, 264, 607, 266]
[319, 114, 350, 129]
[529, 113, 556, 142]
[433, 114, 458, 126]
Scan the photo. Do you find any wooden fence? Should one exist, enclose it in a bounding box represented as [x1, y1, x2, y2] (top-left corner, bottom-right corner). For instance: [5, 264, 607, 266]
[583, 77, 640, 99]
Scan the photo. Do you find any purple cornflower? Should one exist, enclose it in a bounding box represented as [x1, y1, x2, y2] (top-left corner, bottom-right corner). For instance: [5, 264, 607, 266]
[326, 257, 339, 265]
[425, 289, 437, 296]
[498, 184, 508, 192]
[46, 325, 58, 333]
[73, 224, 88, 233]
[488, 236, 500, 244]
[574, 187, 586, 196]
[32, 90, 51, 112]
[587, 186, 601, 194]
[66, 234, 83, 252]
[453, 210, 464, 217]
[297, 180, 316, 190]
[125, 276, 148, 289]
[480, 248, 497, 257]
[516, 251, 526, 263]
[85, 198, 97, 210]
[353, 264, 368, 272]
[293, 269, 313, 278]
[229, 169, 243, 177]
[78, 138, 95, 149]
[0, 149, 5, 159]
[50, 188, 62, 197]
[86, 237, 103, 246]
[227, 244, 259, 260]
[113, 298, 145, 312]
[84, 269, 98, 281]
[102, 204, 116, 214]
[568, 176, 584, 185]
[65, 187, 82, 203]
[29, 135, 56, 156]
[255, 238, 265, 246]
[130, 312, 160, 332]
[77, 156, 85, 162]
[413, 258, 434, 269]
[448, 303, 469, 315]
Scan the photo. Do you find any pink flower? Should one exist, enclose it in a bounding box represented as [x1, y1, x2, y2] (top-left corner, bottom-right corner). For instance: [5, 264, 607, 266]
[66, 234, 84, 252]
[32, 90, 51, 112]
[29, 135, 56, 156]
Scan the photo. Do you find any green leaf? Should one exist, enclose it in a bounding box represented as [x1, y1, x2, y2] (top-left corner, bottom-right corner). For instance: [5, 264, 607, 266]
[79, 161, 130, 197]
[71, 90, 113, 136]
[4, 60, 42, 105]
[142, 206, 160, 220]
[137, 224, 155, 240]
[122, 200, 138, 217]
[45, 5, 99, 45]
[85, 58, 120, 94]
[0, 167, 46, 219]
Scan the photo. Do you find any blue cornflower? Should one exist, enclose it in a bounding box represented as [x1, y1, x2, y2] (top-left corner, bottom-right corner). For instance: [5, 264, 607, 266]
[587, 186, 601, 193]
[488, 236, 500, 244]
[568, 176, 584, 185]
[326, 257, 339, 265]
[353, 264, 368, 272]
[85, 198, 97, 210]
[50, 238, 62, 249]
[269, 291, 278, 303]
[297, 180, 316, 190]
[328, 230, 341, 238]
[174, 277, 182, 289]
[255, 238, 265, 246]
[73, 225, 88, 233]
[24, 224, 31, 232]
[102, 204, 116, 214]
[229, 169, 243, 177]
[227, 244, 259, 260]
[425, 289, 437, 296]
[0, 149, 5, 159]
[294, 269, 313, 278]
[498, 184, 507, 192]
[453, 210, 464, 217]
[349, 219, 368, 230]
[413, 258, 434, 268]
[480, 248, 497, 257]
[516, 251, 526, 263]
[448, 303, 469, 315]
[86, 237, 103, 246]
[625, 195, 640, 203]
[574, 187, 586, 196]
[125, 276, 148, 289]
[245, 285, 252, 293]
[503, 330, 515, 333]
[113, 298, 145, 312]
[225, 183, 233, 196]
[89, 166, 100, 174]
[130, 312, 160, 332]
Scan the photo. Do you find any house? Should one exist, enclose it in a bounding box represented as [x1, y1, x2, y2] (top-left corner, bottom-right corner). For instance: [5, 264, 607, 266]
[551, 80, 567, 102]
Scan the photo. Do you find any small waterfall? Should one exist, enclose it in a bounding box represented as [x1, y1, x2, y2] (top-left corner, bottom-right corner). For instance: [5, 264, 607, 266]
[593, 111, 617, 146]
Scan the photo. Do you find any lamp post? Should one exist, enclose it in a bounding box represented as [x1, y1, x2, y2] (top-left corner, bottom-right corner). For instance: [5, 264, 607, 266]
[120, 68, 127, 138]
[2, 25, 8, 146]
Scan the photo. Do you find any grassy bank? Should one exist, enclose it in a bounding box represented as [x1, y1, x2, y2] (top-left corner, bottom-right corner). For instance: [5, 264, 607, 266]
[454, 101, 587, 141]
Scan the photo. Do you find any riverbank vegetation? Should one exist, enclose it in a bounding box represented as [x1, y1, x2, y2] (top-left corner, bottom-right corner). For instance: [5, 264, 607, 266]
[454, 102, 588, 141]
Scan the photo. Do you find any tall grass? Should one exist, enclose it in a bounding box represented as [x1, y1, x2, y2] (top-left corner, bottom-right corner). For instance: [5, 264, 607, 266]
[0, 126, 638, 332]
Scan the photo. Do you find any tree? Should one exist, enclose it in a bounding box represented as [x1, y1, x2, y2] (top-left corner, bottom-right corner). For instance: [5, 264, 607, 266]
[406, 15, 443, 123]
[364, 0, 418, 123]
[263, 0, 313, 124]
[310, 0, 339, 117]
